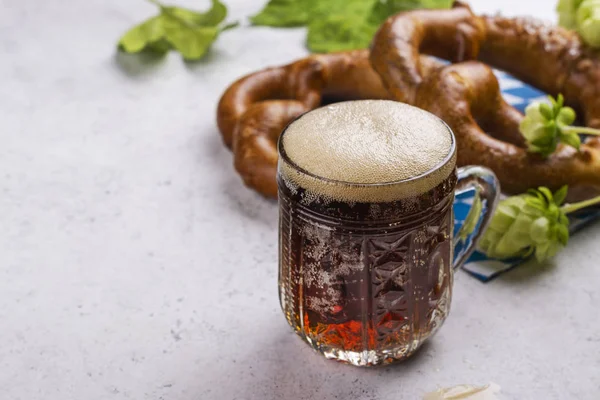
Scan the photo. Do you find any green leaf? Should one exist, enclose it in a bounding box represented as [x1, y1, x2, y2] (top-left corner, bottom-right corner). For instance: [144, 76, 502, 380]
[553, 185, 569, 206]
[556, 93, 565, 110]
[251, 0, 452, 52]
[117, 0, 236, 61]
[220, 21, 240, 32]
[369, 0, 453, 24]
[250, 0, 315, 27]
[146, 38, 171, 53]
[166, 0, 227, 26]
[548, 204, 562, 221]
[538, 187, 554, 204]
[119, 16, 165, 53]
[313, 0, 372, 16]
[162, 15, 219, 60]
[523, 200, 545, 215]
[308, 0, 377, 52]
[560, 132, 582, 150]
[307, 15, 377, 52]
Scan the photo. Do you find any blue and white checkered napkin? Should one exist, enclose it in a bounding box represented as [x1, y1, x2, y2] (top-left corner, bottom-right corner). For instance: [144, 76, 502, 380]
[453, 71, 600, 282]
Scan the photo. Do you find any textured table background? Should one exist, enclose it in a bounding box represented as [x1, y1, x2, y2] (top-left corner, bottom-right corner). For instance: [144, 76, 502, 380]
[1, 0, 599, 399]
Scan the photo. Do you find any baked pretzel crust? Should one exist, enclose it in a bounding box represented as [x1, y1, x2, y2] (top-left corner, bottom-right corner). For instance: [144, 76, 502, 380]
[370, 3, 600, 195]
[218, 4, 600, 198]
[217, 50, 389, 197]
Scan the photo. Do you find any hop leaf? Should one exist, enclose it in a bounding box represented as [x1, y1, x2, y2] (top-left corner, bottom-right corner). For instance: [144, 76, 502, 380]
[560, 132, 582, 150]
[479, 186, 570, 262]
[118, 0, 237, 61]
[250, 0, 453, 53]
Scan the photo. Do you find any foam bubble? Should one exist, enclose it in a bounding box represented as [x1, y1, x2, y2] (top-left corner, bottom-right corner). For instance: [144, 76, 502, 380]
[279, 100, 456, 203]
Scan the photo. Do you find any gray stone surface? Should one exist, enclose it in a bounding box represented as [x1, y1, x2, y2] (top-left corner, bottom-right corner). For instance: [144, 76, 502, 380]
[1, 0, 598, 399]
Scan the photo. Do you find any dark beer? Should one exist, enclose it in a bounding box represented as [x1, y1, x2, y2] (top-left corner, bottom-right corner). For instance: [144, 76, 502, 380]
[278, 100, 458, 366]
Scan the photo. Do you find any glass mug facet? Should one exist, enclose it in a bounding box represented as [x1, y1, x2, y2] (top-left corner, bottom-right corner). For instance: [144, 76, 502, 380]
[277, 100, 500, 367]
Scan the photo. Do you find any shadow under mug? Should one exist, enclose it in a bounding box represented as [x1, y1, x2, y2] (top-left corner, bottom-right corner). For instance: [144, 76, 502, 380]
[277, 124, 500, 367]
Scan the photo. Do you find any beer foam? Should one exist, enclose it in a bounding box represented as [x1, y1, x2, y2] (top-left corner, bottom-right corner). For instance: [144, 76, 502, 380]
[280, 100, 456, 203]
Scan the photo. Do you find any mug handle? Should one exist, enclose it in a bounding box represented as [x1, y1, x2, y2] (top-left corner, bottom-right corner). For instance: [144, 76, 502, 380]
[452, 166, 501, 270]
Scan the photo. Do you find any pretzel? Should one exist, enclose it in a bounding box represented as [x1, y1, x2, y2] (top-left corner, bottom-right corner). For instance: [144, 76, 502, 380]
[479, 14, 600, 131]
[217, 50, 389, 197]
[370, 3, 600, 196]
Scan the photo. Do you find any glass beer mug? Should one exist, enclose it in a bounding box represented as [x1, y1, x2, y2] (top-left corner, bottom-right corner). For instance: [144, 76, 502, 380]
[277, 100, 500, 366]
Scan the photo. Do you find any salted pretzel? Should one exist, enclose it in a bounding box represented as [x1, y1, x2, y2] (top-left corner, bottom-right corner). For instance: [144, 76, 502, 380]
[370, 3, 600, 195]
[217, 50, 390, 197]
[479, 14, 600, 130]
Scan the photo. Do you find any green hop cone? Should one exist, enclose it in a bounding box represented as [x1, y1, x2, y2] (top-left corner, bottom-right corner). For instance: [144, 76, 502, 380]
[577, 0, 600, 48]
[557, 0, 600, 48]
[520, 97, 563, 157]
[557, 0, 585, 29]
[520, 103, 554, 145]
[479, 186, 570, 262]
[519, 94, 600, 157]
